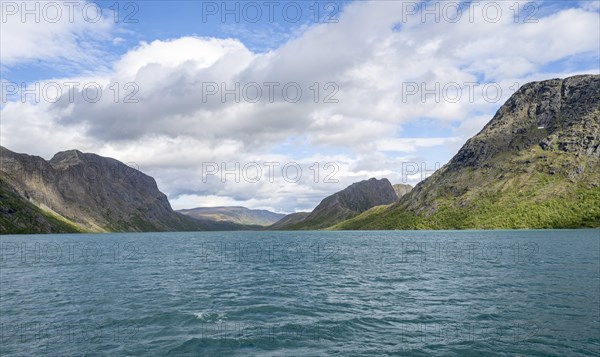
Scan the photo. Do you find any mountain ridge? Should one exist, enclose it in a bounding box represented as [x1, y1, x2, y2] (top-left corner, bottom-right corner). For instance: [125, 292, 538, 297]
[281, 177, 399, 230]
[334, 74, 600, 229]
[0, 147, 245, 233]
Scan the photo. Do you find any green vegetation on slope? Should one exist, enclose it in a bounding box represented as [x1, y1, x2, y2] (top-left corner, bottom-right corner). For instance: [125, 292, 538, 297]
[0, 147, 224, 233]
[334, 148, 600, 230]
[0, 178, 84, 234]
[282, 178, 399, 230]
[334, 75, 600, 230]
[336, 185, 599, 230]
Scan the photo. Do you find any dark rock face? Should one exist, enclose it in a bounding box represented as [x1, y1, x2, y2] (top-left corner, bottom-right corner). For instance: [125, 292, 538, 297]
[321, 178, 398, 212]
[450, 75, 600, 171]
[0, 146, 211, 232]
[401, 75, 600, 211]
[286, 178, 398, 229]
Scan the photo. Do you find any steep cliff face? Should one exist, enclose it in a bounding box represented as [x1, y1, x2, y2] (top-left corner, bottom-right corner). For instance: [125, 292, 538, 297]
[0, 147, 214, 233]
[284, 178, 398, 229]
[335, 75, 600, 229]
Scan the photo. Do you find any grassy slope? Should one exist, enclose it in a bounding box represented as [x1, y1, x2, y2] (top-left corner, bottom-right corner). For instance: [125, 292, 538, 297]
[285, 209, 355, 230]
[0, 178, 85, 234]
[333, 147, 600, 230]
[0, 179, 252, 234]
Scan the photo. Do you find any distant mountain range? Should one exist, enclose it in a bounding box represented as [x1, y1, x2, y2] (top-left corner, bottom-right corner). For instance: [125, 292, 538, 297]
[1, 74, 598, 234]
[178, 206, 285, 226]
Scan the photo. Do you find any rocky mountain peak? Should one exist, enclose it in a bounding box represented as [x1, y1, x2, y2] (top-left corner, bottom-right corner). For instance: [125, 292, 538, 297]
[281, 177, 398, 229]
[49, 149, 87, 168]
[450, 74, 599, 171]
[334, 178, 397, 212]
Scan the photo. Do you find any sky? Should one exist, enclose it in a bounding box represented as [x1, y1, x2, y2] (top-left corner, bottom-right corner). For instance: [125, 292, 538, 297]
[1, 0, 599, 213]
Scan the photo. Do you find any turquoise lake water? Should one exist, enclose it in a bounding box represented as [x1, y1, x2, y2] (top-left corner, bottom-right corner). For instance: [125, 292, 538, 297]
[1, 230, 599, 356]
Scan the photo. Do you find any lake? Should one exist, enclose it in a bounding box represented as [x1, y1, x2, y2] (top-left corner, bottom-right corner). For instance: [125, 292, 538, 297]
[1, 230, 599, 356]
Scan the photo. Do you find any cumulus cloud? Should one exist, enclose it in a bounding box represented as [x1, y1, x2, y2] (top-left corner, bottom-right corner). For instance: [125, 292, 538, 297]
[1, 0, 599, 212]
[0, 0, 116, 70]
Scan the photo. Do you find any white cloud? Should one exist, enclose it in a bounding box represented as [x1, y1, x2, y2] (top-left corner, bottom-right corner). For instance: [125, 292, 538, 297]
[377, 138, 463, 153]
[112, 37, 126, 46]
[0, 0, 115, 70]
[113, 37, 255, 80]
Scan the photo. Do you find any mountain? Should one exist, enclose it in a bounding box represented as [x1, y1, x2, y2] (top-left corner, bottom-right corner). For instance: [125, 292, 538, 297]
[269, 182, 412, 230]
[281, 178, 398, 230]
[268, 212, 311, 229]
[178, 206, 285, 226]
[393, 184, 413, 199]
[335, 74, 600, 229]
[0, 147, 232, 233]
[0, 177, 82, 233]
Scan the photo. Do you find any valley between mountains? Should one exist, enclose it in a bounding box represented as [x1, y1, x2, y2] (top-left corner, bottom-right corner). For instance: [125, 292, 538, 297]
[1, 75, 598, 234]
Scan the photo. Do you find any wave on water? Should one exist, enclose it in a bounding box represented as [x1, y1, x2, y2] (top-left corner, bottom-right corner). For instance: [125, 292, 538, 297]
[193, 311, 226, 322]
